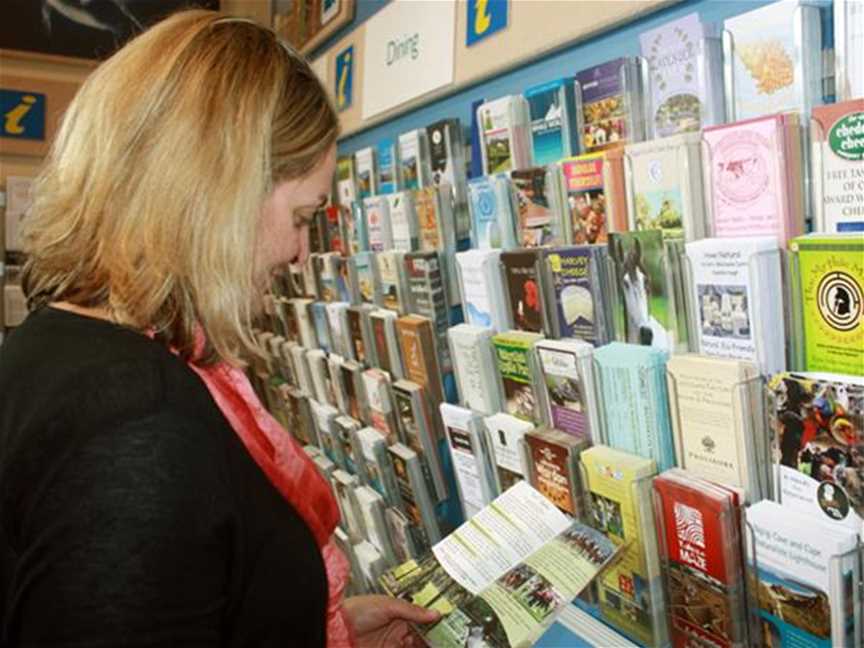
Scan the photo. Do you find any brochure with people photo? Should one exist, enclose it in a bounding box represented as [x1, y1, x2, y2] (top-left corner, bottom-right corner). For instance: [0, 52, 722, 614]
[378, 482, 620, 648]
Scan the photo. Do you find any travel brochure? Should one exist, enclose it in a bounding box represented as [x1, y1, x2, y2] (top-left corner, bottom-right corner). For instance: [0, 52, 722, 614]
[379, 482, 619, 648]
[810, 100, 864, 234]
[745, 500, 860, 648]
[639, 12, 724, 138]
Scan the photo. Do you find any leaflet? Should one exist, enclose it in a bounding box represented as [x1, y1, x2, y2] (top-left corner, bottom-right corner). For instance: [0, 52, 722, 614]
[380, 482, 619, 648]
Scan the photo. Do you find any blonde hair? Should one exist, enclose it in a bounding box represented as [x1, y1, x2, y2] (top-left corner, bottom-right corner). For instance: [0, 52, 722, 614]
[22, 10, 338, 366]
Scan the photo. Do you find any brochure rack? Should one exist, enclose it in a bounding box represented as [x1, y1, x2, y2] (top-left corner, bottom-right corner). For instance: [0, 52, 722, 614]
[808, 102, 864, 234]
[531, 341, 601, 445]
[785, 243, 811, 373]
[700, 119, 806, 244]
[518, 434, 587, 523]
[590, 356, 610, 449]
[622, 133, 706, 241]
[834, 0, 864, 102]
[748, 246, 784, 375]
[497, 251, 554, 337]
[664, 239, 691, 353]
[641, 23, 725, 139]
[810, 115, 834, 233]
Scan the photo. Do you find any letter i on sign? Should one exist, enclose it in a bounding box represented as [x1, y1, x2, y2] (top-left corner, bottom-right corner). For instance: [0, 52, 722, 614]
[335, 46, 353, 112]
[1, 89, 46, 140]
[466, 0, 509, 47]
[475, 0, 491, 34]
[5, 95, 36, 134]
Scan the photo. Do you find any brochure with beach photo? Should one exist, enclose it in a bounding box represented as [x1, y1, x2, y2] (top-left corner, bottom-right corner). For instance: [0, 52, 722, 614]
[379, 482, 620, 648]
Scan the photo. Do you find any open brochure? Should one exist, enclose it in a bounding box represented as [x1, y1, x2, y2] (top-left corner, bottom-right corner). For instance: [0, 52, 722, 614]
[379, 482, 620, 648]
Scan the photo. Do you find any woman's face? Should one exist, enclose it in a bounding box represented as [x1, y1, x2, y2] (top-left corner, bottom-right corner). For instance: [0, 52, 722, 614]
[255, 144, 337, 281]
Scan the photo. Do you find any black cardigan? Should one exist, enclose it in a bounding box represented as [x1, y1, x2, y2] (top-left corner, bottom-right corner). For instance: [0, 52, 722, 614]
[0, 307, 327, 646]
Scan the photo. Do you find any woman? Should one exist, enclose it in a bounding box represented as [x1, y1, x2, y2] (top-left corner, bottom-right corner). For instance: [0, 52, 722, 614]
[0, 11, 436, 647]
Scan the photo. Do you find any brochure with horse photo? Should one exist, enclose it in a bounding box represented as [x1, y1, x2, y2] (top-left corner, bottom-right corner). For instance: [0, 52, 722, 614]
[379, 482, 620, 648]
[608, 230, 676, 352]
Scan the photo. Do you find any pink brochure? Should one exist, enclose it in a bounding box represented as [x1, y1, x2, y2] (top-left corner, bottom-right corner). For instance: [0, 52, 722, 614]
[702, 114, 795, 242]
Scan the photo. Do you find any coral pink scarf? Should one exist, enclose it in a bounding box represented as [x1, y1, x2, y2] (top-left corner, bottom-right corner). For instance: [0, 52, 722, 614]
[187, 359, 354, 647]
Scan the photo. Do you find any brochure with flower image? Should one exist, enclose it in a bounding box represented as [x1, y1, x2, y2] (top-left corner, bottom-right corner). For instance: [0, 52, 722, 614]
[723, 0, 825, 120]
[501, 249, 547, 334]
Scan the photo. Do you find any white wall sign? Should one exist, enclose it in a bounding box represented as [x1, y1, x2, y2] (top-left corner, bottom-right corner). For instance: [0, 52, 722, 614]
[361, 0, 456, 120]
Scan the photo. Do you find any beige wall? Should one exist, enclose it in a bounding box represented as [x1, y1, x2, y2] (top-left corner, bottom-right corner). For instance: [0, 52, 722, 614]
[222, 0, 271, 24]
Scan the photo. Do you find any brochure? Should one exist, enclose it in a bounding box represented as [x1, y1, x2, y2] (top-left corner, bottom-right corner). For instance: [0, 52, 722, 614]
[379, 482, 619, 648]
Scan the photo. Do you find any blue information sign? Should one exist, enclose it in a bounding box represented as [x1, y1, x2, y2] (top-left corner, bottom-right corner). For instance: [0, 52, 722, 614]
[467, 0, 508, 47]
[1, 89, 46, 141]
[335, 46, 354, 112]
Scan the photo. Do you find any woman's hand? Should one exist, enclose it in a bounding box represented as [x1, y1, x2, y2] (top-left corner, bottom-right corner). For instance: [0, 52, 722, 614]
[343, 594, 440, 648]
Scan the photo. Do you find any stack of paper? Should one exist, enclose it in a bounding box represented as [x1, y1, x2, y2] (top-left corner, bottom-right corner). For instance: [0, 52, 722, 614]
[594, 342, 675, 471]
